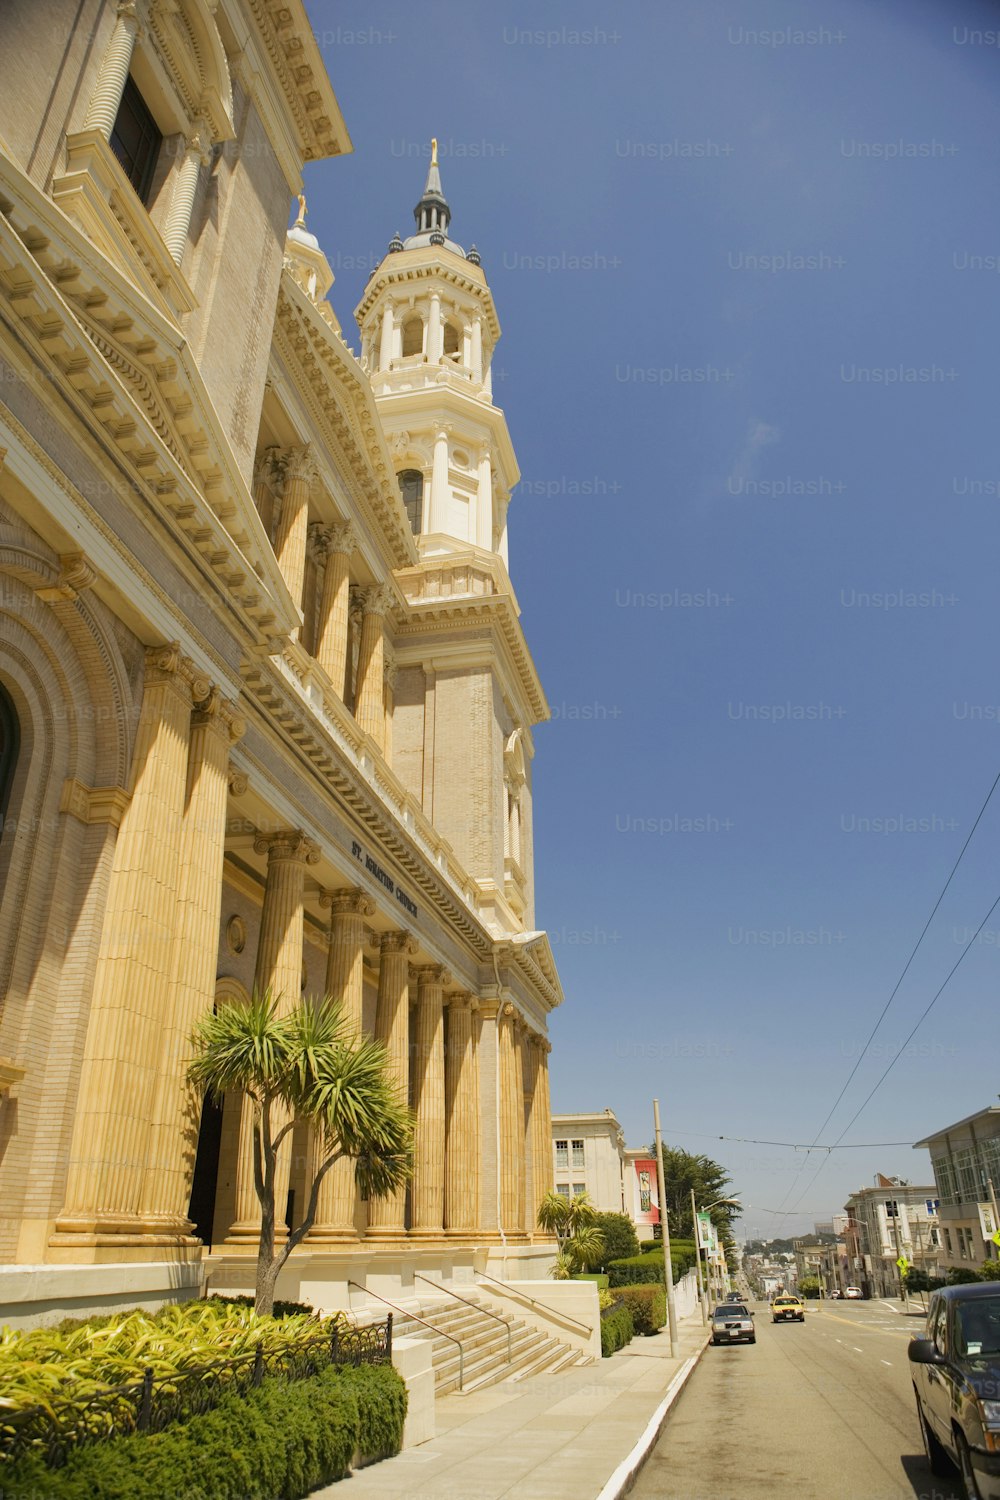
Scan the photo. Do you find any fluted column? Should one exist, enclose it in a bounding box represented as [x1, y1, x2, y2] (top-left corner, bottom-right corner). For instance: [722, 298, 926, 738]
[537, 1039, 553, 1200]
[163, 122, 210, 263]
[140, 689, 245, 1231]
[379, 302, 394, 370]
[471, 315, 483, 382]
[383, 650, 396, 767]
[354, 584, 390, 749]
[85, 0, 140, 138]
[306, 888, 375, 1240]
[427, 291, 442, 363]
[226, 831, 318, 1242]
[527, 1034, 553, 1230]
[513, 1017, 527, 1230]
[411, 965, 449, 1236]
[314, 521, 354, 696]
[498, 1003, 524, 1235]
[366, 931, 416, 1237]
[58, 646, 197, 1234]
[476, 446, 493, 550]
[272, 446, 316, 630]
[428, 426, 449, 534]
[445, 994, 480, 1235]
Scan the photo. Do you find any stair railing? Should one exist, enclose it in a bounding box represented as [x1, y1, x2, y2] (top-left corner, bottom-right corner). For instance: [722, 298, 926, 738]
[346, 1280, 465, 1391]
[475, 1271, 592, 1340]
[414, 1272, 513, 1366]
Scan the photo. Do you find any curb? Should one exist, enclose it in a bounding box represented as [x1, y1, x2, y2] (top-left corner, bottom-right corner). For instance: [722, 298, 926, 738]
[596, 1331, 712, 1500]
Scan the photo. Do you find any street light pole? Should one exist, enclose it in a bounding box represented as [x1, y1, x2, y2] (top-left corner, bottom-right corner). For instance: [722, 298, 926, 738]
[890, 1202, 905, 1304]
[691, 1187, 707, 1325]
[653, 1099, 679, 1358]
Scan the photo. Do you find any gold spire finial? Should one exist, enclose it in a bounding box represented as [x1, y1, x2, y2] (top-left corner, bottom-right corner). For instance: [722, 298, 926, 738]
[296, 192, 307, 225]
[431, 137, 438, 167]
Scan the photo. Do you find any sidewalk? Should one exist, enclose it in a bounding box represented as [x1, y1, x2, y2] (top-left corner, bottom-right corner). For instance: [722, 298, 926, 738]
[320, 1312, 710, 1500]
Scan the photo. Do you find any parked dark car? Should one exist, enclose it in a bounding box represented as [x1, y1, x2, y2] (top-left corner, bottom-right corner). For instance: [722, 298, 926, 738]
[909, 1283, 1000, 1500]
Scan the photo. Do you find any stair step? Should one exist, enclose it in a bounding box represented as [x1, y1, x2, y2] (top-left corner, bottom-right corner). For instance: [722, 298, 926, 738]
[349, 1288, 589, 1398]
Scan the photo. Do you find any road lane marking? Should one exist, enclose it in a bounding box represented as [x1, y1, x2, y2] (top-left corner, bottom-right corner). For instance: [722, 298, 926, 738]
[817, 1310, 913, 1341]
[853, 1346, 863, 1353]
[881, 1359, 892, 1366]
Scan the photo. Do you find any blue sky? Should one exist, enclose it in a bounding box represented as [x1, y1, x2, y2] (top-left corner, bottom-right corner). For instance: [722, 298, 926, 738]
[303, 0, 1000, 1238]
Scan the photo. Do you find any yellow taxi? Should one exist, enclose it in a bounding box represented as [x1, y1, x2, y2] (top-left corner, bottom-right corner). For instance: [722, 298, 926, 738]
[771, 1294, 805, 1323]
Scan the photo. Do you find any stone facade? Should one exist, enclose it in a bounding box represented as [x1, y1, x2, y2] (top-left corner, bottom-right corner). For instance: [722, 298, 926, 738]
[0, 3, 559, 1317]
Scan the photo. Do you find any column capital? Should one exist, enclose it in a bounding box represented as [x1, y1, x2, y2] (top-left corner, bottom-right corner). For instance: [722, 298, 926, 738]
[143, 644, 210, 703]
[284, 443, 319, 488]
[228, 770, 249, 797]
[328, 520, 357, 556]
[412, 963, 451, 990]
[254, 445, 283, 489]
[253, 829, 321, 864]
[361, 582, 392, 617]
[320, 886, 376, 918]
[380, 929, 418, 956]
[445, 990, 474, 1010]
[192, 685, 246, 744]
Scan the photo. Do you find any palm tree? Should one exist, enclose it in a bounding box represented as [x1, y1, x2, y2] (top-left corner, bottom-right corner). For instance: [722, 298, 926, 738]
[188, 990, 413, 1315]
[537, 1191, 605, 1277]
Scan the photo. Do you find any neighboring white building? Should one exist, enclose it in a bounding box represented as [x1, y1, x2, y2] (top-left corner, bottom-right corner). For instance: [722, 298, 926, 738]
[844, 1176, 939, 1296]
[551, 1111, 627, 1212]
[550, 1112, 662, 1238]
[915, 1105, 1000, 1273]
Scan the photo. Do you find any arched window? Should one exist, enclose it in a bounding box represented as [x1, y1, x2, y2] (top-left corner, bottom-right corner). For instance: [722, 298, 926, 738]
[397, 470, 424, 535]
[443, 321, 461, 359]
[401, 316, 424, 358]
[0, 683, 20, 835]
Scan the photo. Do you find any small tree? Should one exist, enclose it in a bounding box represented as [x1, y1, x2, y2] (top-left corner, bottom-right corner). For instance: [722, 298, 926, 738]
[593, 1212, 640, 1267]
[189, 991, 413, 1315]
[537, 1191, 604, 1277]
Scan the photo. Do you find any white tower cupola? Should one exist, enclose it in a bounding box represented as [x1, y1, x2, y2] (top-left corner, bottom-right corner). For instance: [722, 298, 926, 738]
[355, 142, 519, 565]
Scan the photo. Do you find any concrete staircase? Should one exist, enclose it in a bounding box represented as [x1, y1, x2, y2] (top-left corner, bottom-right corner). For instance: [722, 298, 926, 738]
[367, 1292, 592, 1396]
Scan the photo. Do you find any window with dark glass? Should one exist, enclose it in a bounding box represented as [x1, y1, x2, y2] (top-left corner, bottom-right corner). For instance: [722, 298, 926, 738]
[397, 469, 423, 535]
[110, 75, 162, 205]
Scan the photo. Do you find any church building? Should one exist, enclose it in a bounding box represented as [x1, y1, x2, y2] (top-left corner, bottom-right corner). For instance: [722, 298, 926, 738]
[0, 0, 561, 1320]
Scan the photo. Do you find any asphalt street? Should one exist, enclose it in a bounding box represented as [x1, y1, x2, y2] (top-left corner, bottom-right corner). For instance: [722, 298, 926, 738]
[630, 1298, 965, 1500]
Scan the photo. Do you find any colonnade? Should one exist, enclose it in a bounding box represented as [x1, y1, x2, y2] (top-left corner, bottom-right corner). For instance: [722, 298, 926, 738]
[53, 642, 552, 1249]
[56, 647, 244, 1241]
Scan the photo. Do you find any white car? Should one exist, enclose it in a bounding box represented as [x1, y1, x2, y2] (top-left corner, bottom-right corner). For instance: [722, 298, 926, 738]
[844, 1286, 863, 1300]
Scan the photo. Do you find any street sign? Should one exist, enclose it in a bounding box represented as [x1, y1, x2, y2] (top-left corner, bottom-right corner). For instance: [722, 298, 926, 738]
[897, 1256, 911, 1271]
[992, 1230, 1000, 1248]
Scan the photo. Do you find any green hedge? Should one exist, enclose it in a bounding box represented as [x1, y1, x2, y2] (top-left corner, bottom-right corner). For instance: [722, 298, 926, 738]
[0, 1363, 406, 1499]
[617, 1284, 666, 1335]
[607, 1243, 695, 1289]
[600, 1304, 634, 1358]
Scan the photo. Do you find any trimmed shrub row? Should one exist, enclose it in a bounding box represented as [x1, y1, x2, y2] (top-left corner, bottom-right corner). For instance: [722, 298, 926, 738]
[600, 1302, 634, 1358]
[0, 1363, 406, 1500]
[606, 1243, 695, 1289]
[616, 1284, 666, 1336]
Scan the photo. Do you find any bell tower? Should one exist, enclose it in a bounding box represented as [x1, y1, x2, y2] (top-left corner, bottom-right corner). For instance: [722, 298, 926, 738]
[355, 140, 515, 564]
[356, 144, 547, 936]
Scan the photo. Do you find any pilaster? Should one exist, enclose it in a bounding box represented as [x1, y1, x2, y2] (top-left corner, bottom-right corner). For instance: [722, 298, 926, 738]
[366, 931, 416, 1238]
[410, 964, 449, 1236]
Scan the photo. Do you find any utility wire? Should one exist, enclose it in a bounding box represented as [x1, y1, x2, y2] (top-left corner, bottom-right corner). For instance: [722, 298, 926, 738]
[784, 888, 1000, 1214]
[666, 1129, 916, 1149]
[772, 765, 1000, 1215]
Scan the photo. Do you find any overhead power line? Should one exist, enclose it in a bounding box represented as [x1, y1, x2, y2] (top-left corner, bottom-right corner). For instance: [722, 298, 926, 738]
[666, 1129, 915, 1150]
[773, 763, 1000, 1216]
[784, 887, 1000, 1214]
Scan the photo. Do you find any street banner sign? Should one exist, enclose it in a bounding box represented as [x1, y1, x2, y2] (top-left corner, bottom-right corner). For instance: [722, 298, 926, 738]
[696, 1211, 716, 1252]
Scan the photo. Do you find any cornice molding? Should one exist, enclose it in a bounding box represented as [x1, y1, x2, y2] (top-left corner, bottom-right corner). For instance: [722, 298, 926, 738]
[0, 153, 299, 647]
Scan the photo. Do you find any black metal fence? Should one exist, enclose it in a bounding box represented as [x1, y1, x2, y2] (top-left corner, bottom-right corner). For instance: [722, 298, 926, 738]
[0, 1315, 391, 1471]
